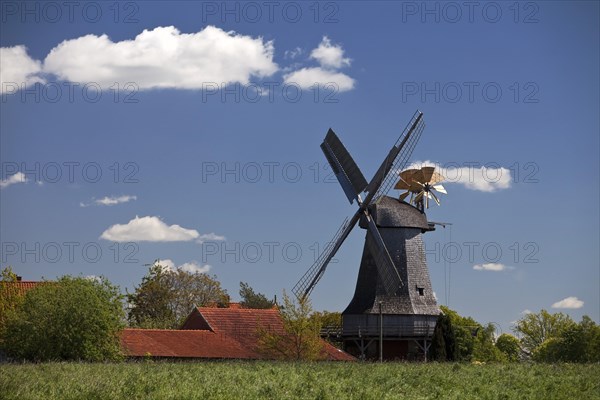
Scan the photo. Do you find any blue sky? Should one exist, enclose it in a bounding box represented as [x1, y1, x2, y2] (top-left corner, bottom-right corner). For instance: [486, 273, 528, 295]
[1, 1, 598, 334]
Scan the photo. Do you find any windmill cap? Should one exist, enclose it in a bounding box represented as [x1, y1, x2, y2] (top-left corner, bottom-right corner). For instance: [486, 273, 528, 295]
[359, 196, 432, 230]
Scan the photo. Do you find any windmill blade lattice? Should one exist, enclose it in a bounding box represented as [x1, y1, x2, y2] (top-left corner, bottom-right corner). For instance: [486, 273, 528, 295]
[371, 111, 426, 202]
[292, 214, 356, 299]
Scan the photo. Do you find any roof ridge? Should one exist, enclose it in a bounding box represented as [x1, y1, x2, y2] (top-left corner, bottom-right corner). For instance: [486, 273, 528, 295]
[124, 328, 215, 332]
[198, 307, 278, 312]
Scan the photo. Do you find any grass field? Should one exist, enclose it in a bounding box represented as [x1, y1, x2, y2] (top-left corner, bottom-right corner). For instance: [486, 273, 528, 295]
[1, 361, 598, 400]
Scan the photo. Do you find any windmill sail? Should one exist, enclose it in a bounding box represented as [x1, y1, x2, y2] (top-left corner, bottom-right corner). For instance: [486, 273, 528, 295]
[363, 214, 403, 294]
[370, 111, 425, 202]
[321, 129, 369, 204]
[292, 212, 360, 299]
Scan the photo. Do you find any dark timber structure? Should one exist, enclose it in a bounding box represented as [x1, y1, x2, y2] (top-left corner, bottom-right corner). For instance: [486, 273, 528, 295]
[293, 111, 440, 360]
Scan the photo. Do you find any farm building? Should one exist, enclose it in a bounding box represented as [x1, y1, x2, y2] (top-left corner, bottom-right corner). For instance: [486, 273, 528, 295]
[121, 305, 355, 361]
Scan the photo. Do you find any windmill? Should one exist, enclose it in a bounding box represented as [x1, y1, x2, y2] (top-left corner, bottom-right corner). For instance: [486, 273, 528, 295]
[292, 110, 443, 360]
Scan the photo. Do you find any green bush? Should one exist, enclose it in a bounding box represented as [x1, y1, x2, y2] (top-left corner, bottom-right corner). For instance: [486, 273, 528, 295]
[3, 276, 124, 361]
[495, 334, 521, 362]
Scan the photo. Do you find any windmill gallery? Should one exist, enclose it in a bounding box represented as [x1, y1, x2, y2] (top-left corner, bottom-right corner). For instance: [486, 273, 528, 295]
[294, 110, 448, 361]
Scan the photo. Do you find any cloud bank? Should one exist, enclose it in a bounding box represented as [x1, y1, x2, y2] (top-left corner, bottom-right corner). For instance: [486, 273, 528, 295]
[2, 26, 277, 92]
[43, 26, 277, 89]
[2, 29, 358, 96]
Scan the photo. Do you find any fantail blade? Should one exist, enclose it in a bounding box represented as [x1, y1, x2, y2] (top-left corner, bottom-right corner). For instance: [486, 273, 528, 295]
[430, 190, 441, 206]
[421, 166, 435, 183]
[428, 171, 445, 185]
[399, 169, 418, 181]
[433, 184, 447, 194]
[394, 178, 412, 190]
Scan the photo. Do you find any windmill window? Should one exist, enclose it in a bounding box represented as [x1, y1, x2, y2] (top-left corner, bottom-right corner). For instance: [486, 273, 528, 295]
[417, 287, 424, 296]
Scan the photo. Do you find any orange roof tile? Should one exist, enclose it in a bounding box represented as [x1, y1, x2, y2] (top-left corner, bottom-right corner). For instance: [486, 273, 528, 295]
[196, 307, 285, 335]
[126, 307, 355, 361]
[194, 307, 354, 361]
[0, 281, 44, 296]
[121, 329, 258, 359]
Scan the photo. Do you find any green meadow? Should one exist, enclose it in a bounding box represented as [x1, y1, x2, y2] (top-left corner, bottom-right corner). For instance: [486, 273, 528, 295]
[1, 361, 598, 400]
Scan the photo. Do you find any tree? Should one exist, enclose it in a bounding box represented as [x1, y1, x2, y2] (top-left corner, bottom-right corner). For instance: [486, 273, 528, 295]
[3, 276, 124, 361]
[430, 313, 456, 361]
[532, 316, 600, 363]
[127, 264, 230, 329]
[257, 292, 324, 360]
[439, 306, 480, 361]
[472, 323, 506, 362]
[310, 310, 343, 349]
[0, 267, 21, 348]
[495, 334, 521, 362]
[513, 309, 574, 356]
[1, 266, 17, 281]
[310, 310, 342, 329]
[239, 282, 275, 309]
[127, 265, 174, 329]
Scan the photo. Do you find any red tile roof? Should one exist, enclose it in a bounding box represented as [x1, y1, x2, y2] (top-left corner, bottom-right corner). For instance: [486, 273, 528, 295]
[123, 307, 354, 361]
[195, 307, 285, 334]
[0, 281, 44, 296]
[186, 307, 354, 361]
[121, 329, 256, 359]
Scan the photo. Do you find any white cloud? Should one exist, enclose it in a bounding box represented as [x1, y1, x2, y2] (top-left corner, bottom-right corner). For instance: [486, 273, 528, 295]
[155, 259, 176, 270]
[96, 195, 137, 206]
[284, 67, 355, 91]
[154, 259, 211, 274]
[310, 36, 351, 68]
[196, 232, 226, 244]
[521, 309, 532, 315]
[179, 262, 211, 274]
[0, 172, 28, 189]
[85, 275, 102, 282]
[407, 160, 512, 192]
[473, 263, 512, 271]
[0, 46, 44, 93]
[552, 296, 584, 309]
[81, 195, 137, 207]
[100, 215, 200, 242]
[453, 166, 511, 192]
[283, 36, 355, 92]
[284, 47, 303, 60]
[43, 26, 278, 89]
